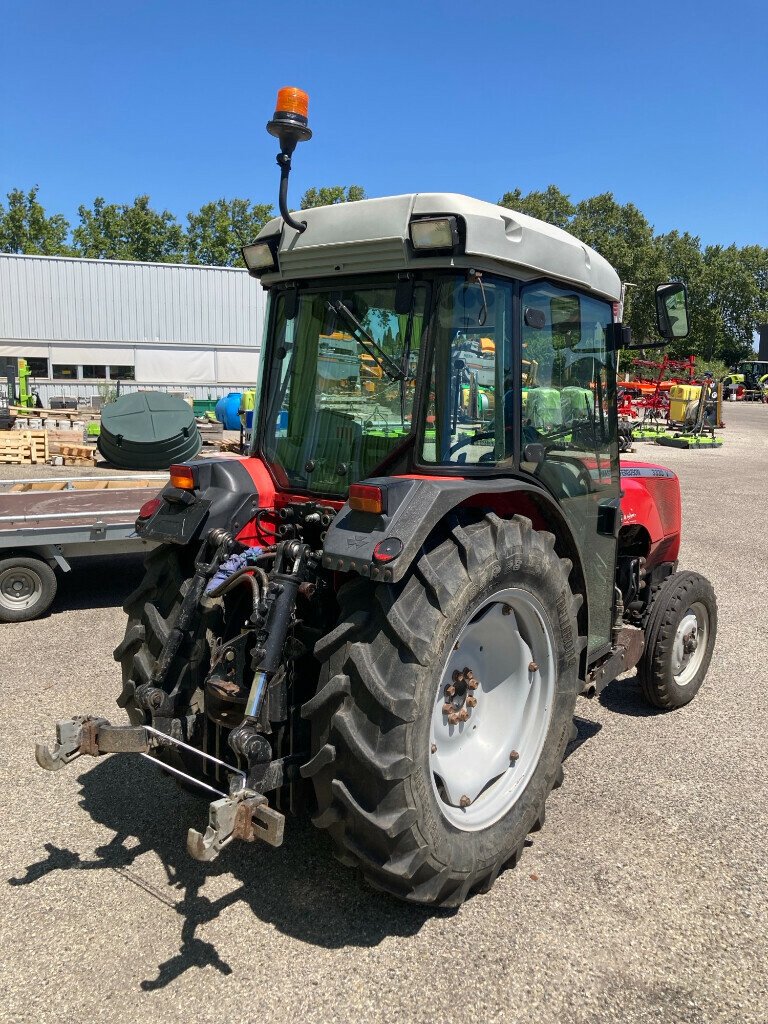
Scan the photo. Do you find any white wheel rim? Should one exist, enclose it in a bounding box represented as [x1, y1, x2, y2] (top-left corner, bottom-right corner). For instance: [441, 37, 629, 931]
[429, 588, 556, 832]
[671, 601, 708, 686]
[0, 566, 41, 612]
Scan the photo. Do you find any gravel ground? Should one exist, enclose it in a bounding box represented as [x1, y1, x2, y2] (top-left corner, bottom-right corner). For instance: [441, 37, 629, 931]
[1, 403, 766, 1024]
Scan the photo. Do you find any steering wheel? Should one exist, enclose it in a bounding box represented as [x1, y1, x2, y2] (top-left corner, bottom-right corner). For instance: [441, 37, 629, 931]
[447, 429, 495, 459]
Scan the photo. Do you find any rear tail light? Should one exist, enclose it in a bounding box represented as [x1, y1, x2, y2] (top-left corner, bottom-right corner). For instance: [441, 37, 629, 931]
[349, 484, 385, 514]
[137, 497, 162, 520]
[373, 538, 403, 563]
[169, 464, 197, 490]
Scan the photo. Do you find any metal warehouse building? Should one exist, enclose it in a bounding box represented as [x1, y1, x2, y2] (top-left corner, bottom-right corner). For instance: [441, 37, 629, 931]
[0, 253, 266, 406]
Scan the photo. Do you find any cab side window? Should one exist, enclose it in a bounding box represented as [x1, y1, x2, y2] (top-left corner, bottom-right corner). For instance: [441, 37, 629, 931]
[520, 281, 617, 489]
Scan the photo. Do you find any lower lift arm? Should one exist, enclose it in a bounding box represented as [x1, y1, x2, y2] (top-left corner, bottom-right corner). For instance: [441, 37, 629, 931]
[35, 715, 284, 859]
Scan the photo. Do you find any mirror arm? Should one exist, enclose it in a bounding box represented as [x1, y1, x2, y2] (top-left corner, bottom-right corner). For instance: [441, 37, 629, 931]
[606, 322, 633, 352]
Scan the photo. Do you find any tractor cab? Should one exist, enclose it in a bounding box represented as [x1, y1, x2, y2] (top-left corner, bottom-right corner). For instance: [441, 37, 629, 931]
[247, 192, 646, 658]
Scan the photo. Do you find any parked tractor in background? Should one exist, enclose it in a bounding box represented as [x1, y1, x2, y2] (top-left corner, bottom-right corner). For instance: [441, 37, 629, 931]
[722, 360, 768, 402]
[36, 88, 718, 907]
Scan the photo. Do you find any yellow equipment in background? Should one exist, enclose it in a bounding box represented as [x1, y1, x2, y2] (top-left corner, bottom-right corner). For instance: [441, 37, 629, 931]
[668, 383, 701, 425]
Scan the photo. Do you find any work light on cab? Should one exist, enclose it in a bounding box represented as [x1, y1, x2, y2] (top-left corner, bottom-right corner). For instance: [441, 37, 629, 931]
[241, 236, 280, 276]
[409, 216, 461, 254]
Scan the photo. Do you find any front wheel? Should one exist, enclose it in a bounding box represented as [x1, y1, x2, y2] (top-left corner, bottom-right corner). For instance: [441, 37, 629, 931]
[638, 571, 717, 709]
[303, 513, 583, 907]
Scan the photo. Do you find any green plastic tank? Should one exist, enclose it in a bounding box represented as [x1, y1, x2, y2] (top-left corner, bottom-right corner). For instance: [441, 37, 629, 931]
[98, 392, 202, 470]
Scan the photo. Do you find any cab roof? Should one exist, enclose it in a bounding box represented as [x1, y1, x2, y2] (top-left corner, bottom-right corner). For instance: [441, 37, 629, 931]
[257, 192, 622, 301]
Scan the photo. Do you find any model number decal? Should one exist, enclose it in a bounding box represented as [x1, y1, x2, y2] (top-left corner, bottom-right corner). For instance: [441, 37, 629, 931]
[620, 467, 674, 479]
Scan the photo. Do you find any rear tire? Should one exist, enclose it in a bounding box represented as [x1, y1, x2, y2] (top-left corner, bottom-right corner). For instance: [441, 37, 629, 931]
[303, 513, 583, 907]
[0, 555, 57, 622]
[638, 571, 717, 709]
[113, 546, 213, 784]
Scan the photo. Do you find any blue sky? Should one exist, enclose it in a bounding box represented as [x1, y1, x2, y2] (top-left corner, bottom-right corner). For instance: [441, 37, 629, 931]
[2, 0, 766, 247]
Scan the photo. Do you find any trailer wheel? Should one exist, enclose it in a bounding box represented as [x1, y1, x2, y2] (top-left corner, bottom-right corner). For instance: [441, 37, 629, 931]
[304, 513, 583, 907]
[0, 555, 57, 622]
[638, 570, 717, 709]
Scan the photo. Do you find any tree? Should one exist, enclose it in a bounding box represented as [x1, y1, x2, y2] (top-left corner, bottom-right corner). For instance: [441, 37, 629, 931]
[569, 193, 658, 344]
[185, 198, 274, 266]
[300, 185, 366, 209]
[72, 195, 185, 262]
[0, 187, 71, 255]
[498, 182, 768, 364]
[699, 244, 768, 365]
[498, 185, 575, 230]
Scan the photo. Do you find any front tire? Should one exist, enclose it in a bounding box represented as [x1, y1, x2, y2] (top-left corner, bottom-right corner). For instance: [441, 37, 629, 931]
[303, 513, 583, 907]
[638, 571, 717, 709]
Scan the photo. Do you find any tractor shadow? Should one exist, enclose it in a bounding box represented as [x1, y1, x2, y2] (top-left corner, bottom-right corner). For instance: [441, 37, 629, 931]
[8, 755, 431, 990]
[10, 713, 607, 990]
[598, 676, 662, 718]
[566, 714, 602, 755]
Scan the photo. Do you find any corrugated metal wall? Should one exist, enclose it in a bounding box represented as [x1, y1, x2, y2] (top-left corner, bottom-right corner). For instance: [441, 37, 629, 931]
[0, 253, 265, 347]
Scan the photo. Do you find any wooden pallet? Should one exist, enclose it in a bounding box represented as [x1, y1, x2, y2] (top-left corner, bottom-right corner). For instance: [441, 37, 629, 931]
[0, 430, 49, 465]
[55, 443, 96, 467]
[59, 443, 94, 459]
[48, 429, 86, 445]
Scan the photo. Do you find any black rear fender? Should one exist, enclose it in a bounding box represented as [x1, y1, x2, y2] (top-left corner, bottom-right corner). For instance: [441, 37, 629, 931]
[138, 459, 261, 546]
[322, 477, 589, 661]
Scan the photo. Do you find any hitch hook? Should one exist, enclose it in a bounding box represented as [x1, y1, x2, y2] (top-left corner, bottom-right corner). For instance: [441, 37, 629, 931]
[35, 716, 150, 771]
[187, 789, 285, 862]
[35, 716, 108, 771]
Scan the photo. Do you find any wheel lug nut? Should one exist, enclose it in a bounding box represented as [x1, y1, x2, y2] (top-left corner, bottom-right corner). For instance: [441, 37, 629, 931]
[459, 795, 471, 808]
[528, 661, 538, 672]
[468, 678, 479, 690]
[445, 684, 456, 697]
[448, 712, 460, 725]
[466, 695, 477, 708]
[457, 708, 470, 722]
[452, 670, 463, 683]
[442, 702, 454, 715]
[509, 750, 519, 762]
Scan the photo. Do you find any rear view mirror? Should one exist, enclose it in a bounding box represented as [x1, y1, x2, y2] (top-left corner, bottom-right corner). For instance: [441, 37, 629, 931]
[550, 294, 581, 350]
[655, 282, 690, 340]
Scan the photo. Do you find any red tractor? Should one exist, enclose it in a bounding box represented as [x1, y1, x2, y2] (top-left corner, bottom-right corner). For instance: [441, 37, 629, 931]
[36, 89, 717, 907]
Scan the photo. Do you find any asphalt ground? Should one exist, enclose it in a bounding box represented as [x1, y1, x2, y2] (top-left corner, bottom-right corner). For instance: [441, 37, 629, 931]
[1, 403, 766, 1024]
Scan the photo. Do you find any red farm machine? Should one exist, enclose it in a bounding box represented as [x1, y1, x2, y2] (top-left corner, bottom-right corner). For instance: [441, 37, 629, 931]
[35, 88, 718, 907]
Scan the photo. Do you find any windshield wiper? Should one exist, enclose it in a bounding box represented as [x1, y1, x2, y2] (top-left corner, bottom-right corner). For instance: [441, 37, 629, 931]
[328, 299, 405, 382]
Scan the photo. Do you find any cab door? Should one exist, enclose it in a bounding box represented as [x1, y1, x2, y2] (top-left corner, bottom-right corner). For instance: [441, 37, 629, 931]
[519, 281, 620, 658]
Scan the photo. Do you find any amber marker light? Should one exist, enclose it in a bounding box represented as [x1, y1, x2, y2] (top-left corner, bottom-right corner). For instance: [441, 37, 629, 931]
[349, 484, 385, 514]
[169, 465, 196, 490]
[267, 86, 312, 145]
[275, 86, 309, 119]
